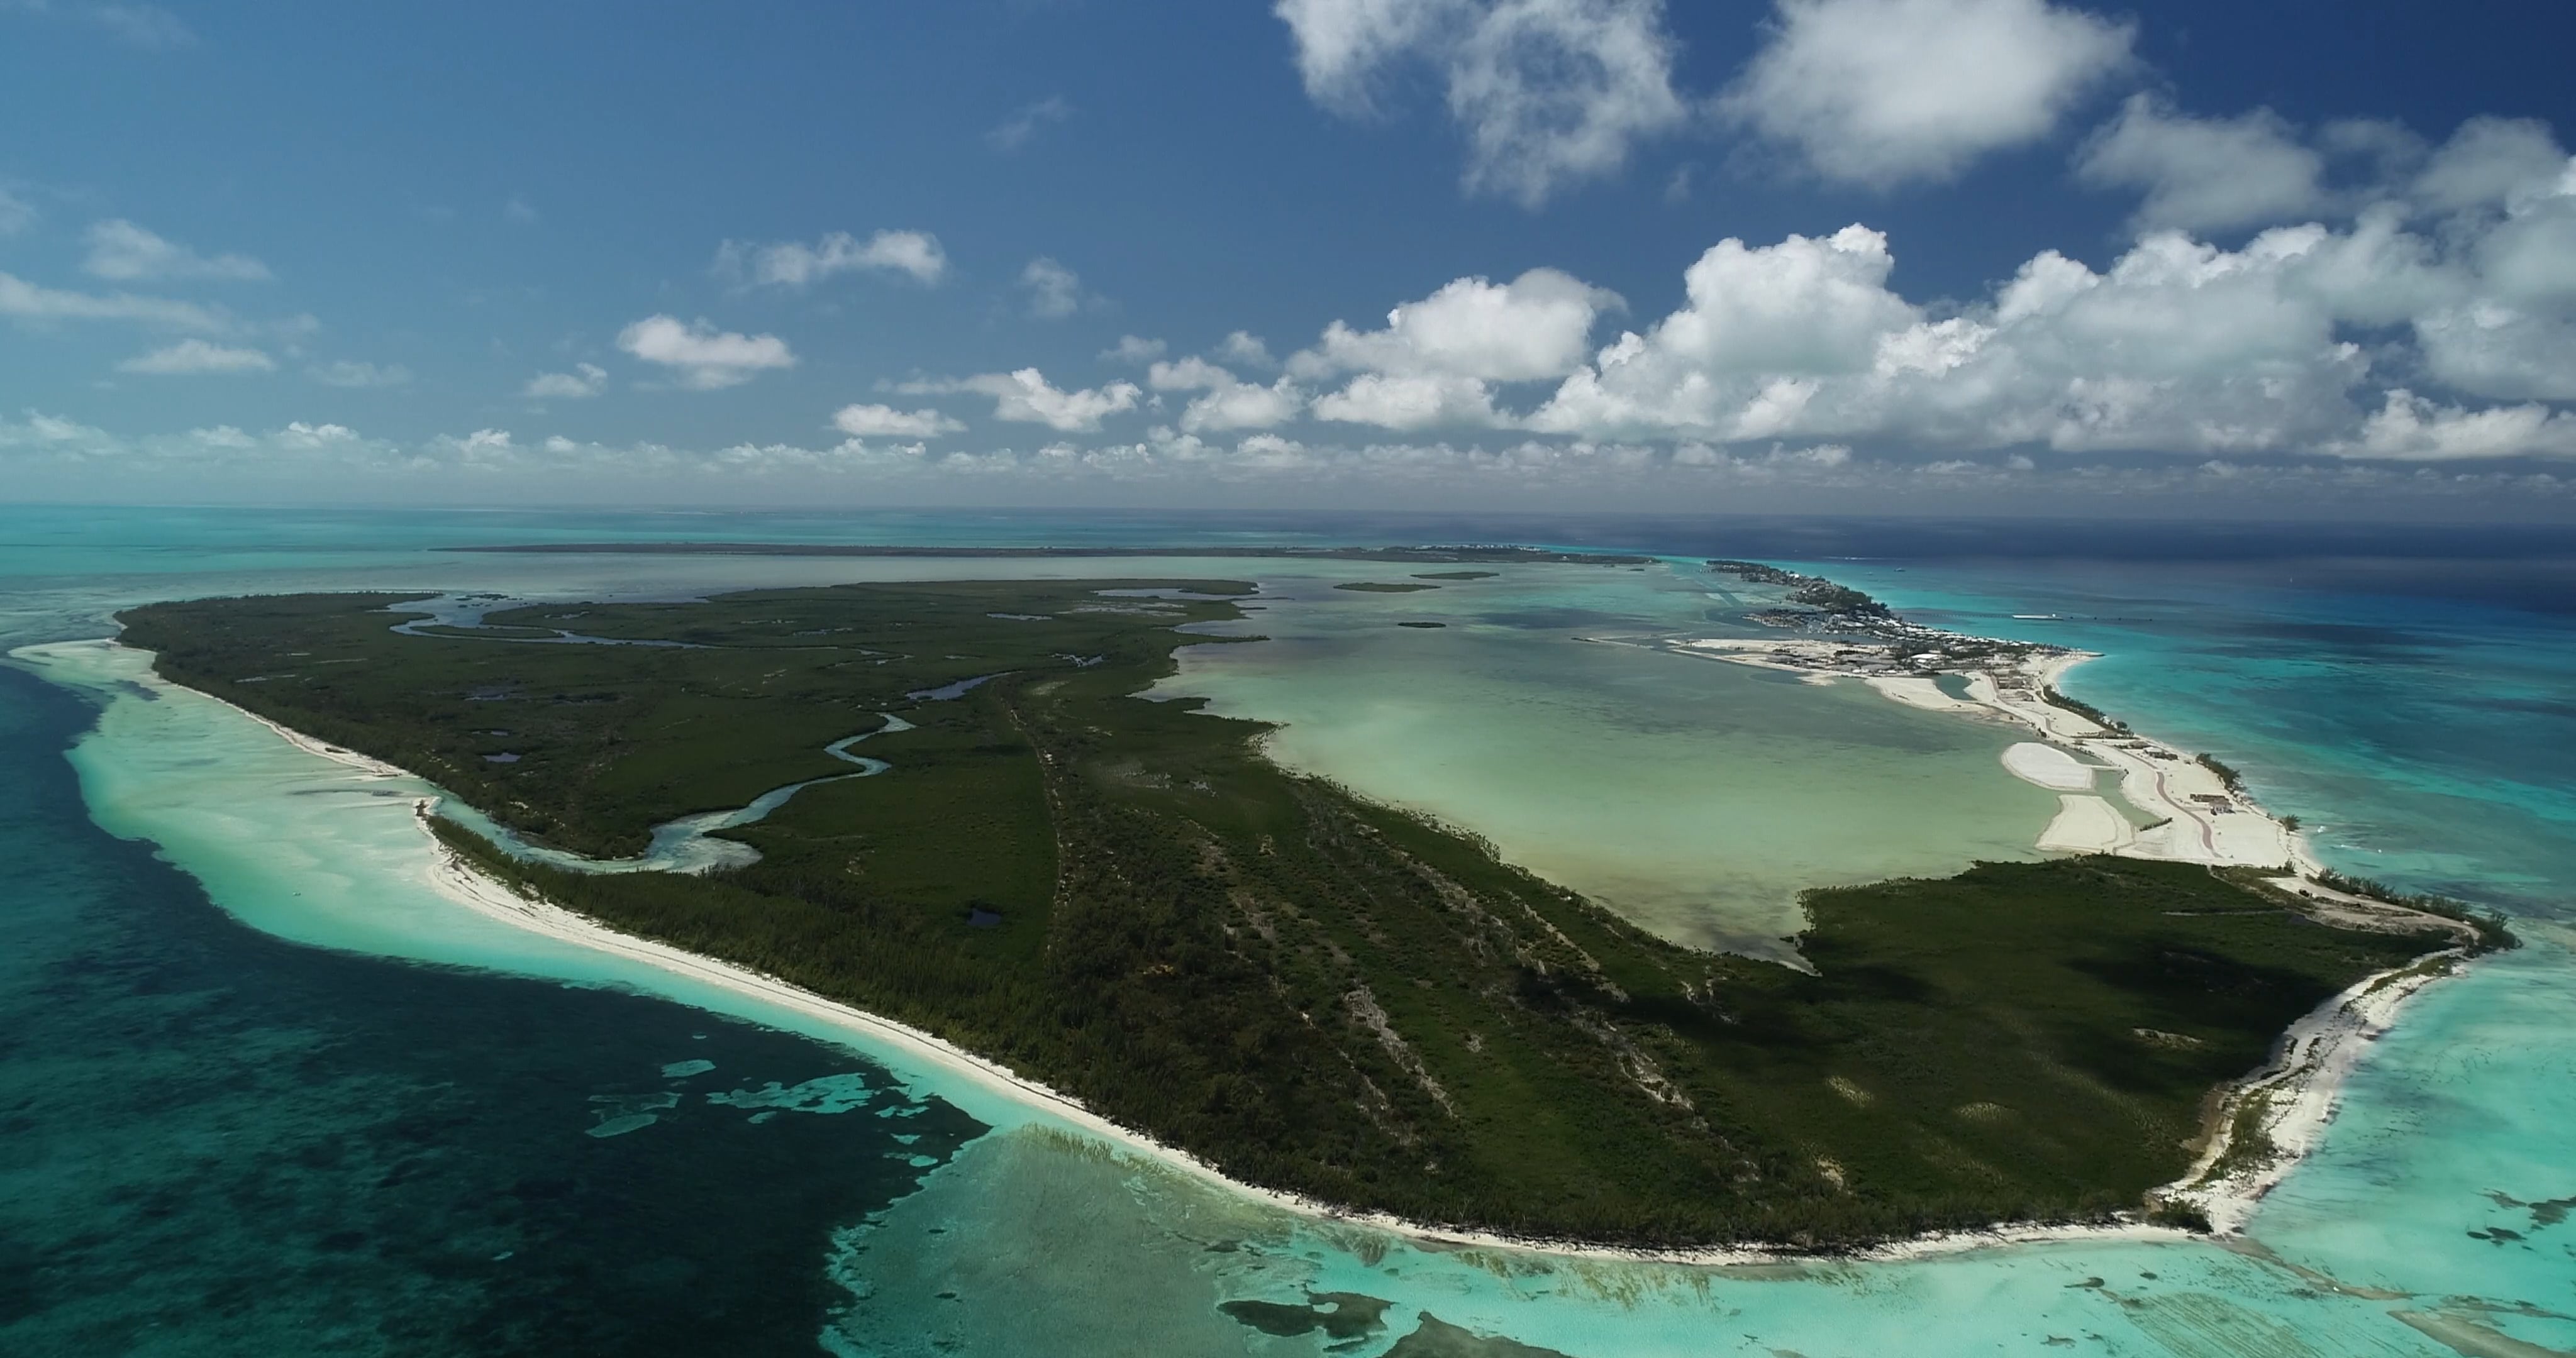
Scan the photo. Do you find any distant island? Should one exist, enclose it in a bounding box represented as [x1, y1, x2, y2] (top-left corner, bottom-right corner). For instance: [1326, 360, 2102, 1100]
[1708, 560, 1892, 619]
[114, 560, 2493, 1251]
[443, 542, 1655, 566]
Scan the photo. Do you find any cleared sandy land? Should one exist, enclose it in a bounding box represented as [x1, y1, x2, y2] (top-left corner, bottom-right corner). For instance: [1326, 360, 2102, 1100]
[1864, 675, 1985, 715]
[2037, 794, 2133, 853]
[2001, 741, 2096, 791]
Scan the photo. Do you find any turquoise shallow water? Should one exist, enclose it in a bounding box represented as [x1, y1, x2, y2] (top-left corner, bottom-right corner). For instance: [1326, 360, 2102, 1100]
[1, 506, 2570, 1355]
[1157, 561, 2058, 958]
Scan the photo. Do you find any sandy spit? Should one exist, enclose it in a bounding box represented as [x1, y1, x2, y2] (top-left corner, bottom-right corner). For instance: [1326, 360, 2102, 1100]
[2170, 949, 2476, 1234]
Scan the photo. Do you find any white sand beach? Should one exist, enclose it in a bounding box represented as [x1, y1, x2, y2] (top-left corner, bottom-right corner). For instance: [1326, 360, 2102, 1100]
[2168, 949, 2473, 1234]
[1670, 627, 2492, 1245]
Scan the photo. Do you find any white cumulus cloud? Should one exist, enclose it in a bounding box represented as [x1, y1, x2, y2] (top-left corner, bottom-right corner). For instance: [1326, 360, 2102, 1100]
[901, 368, 1142, 431]
[1021, 257, 1084, 319]
[715, 229, 948, 287]
[1102, 334, 1168, 364]
[1146, 356, 1235, 391]
[2078, 96, 2330, 233]
[1181, 379, 1307, 433]
[831, 403, 965, 438]
[82, 219, 272, 282]
[118, 339, 275, 375]
[2412, 118, 2570, 214]
[0, 271, 223, 329]
[1148, 355, 1309, 431]
[987, 96, 1074, 152]
[616, 316, 797, 390]
[1295, 267, 1622, 382]
[308, 360, 413, 388]
[1275, 0, 1689, 207]
[523, 363, 609, 399]
[1218, 331, 1277, 368]
[2329, 389, 2576, 461]
[1313, 372, 1504, 429]
[1270, 120, 2576, 466]
[1723, 0, 2134, 187]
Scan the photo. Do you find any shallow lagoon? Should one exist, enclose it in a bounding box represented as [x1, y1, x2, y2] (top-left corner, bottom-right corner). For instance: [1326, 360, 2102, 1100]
[1161, 561, 2058, 956]
[4, 507, 2571, 1355]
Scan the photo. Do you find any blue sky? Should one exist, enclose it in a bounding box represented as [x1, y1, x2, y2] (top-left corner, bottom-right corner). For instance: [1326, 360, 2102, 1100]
[4, 0, 2575, 515]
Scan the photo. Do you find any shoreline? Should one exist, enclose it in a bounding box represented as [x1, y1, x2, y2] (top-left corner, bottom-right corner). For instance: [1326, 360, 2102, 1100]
[411, 797, 2207, 1268]
[48, 636, 2470, 1268]
[1670, 610, 2487, 1238]
[2168, 947, 2473, 1234]
[1673, 639, 2478, 946]
[1681, 640, 2313, 875]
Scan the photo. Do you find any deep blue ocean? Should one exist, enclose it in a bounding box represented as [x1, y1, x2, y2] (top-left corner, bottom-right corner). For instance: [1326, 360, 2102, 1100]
[2, 505, 2570, 1357]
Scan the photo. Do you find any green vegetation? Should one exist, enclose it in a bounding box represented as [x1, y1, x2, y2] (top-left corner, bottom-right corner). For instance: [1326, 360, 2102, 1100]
[1705, 560, 1890, 618]
[2145, 1199, 2214, 1233]
[2308, 869, 2518, 952]
[119, 584, 2454, 1249]
[1785, 580, 1888, 616]
[1335, 582, 1441, 593]
[1412, 571, 1499, 581]
[1706, 560, 1799, 586]
[2201, 1090, 2282, 1183]
[2041, 685, 2129, 732]
[2199, 754, 2248, 793]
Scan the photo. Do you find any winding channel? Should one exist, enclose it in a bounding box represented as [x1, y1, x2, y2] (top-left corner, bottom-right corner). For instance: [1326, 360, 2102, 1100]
[392, 593, 924, 875]
[433, 714, 914, 876]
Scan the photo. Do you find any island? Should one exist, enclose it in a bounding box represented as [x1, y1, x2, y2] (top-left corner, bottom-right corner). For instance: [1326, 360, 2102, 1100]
[113, 566, 2494, 1252]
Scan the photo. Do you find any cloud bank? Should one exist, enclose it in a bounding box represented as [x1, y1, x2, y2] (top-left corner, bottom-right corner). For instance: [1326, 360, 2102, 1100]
[1267, 121, 2576, 463]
